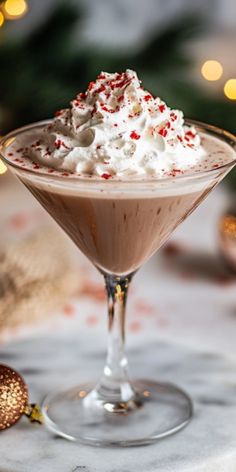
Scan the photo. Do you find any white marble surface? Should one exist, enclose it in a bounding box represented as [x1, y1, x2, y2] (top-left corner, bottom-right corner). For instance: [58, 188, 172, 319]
[1, 174, 236, 471]
[1, 335, 236, 472]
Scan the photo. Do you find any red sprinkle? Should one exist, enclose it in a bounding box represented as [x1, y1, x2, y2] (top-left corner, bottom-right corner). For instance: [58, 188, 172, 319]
[54, 139, 61, 149]
[88, 81, 95, 91]
[110, 78, 131, 90]
[159, 104, 166, 113]
[130, 131, 141, 140]
[115, 72, 123, 80]
[55, 110, 63, 117]
[96, 84, 106, 94]
[170, 112, 177, 121]
[168, 168, 184, 176]
[158, 128, 167, 138]
[101, 173, 111, 180]
[185, 130, 196, 139]
[79, 92, 87, 99]
[101, 105, 116, 114]
[144, 94, 152, 102]
[98, 73, 106, 79]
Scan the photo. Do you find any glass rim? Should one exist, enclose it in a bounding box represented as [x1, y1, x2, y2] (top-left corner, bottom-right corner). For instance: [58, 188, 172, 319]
[0, 118, 236, 187]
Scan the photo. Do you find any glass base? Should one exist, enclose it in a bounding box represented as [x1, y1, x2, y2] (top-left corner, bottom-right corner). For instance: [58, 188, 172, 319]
[42, 380, 193, 447]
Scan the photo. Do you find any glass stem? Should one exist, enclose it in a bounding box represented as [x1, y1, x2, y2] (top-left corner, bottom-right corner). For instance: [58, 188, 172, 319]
[94, 273, 138, 411]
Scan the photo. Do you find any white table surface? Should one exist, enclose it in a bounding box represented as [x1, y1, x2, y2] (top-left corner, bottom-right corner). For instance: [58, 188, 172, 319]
[0, 173, 236, 472]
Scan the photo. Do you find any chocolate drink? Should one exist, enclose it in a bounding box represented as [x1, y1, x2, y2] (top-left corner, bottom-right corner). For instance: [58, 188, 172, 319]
[23, 179, 211, 275]
[1, 69, 236, 448]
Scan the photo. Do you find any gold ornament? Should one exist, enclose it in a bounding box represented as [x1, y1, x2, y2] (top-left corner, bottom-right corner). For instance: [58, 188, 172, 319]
[219, 212, 236, 272]
[0, 364, 43, 430]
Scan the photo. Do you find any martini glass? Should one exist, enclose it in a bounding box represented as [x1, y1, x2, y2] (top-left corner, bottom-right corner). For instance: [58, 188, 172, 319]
[1, 120, 235, 447]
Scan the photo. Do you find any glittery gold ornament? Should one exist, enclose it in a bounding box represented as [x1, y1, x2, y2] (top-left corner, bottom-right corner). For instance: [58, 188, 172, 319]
[219, 212, 236, 272]
[0, 364, 43, 430]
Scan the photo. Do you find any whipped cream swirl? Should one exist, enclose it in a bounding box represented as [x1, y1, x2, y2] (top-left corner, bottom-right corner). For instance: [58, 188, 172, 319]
[27, 70, 205, 178]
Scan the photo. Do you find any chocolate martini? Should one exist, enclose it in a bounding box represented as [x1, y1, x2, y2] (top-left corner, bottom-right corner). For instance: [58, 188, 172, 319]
[1, 70, 236, 446]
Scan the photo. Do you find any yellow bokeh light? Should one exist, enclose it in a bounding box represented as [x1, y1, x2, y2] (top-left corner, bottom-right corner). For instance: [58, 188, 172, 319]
[224, 79, 236, 100]
[3, 0, 28, 18]
[201, 60, 223, 81]
[0, 11, 5, 27]
[0, 159, 7, 175]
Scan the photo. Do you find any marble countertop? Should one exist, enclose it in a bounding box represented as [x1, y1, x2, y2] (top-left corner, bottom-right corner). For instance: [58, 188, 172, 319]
[0, 174, 236, 471]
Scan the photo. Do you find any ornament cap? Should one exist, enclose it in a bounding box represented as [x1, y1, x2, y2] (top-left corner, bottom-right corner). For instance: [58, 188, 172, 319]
[24, 403, 44, 424]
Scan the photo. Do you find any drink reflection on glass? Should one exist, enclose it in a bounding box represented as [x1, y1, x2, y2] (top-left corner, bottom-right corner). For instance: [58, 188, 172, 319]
[1, 70, 236, 447]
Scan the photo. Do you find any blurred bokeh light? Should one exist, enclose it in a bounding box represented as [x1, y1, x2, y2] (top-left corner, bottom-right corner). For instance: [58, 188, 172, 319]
[224, 79, 236, 100]
[201, 60, 223, 81]
[3, 0, 28, 19]
[0, 159, 7, 174]
[0, 11, 4, 26]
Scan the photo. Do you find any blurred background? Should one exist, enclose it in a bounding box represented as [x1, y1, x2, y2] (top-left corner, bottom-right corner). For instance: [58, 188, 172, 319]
[0, 0, 235, 182]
